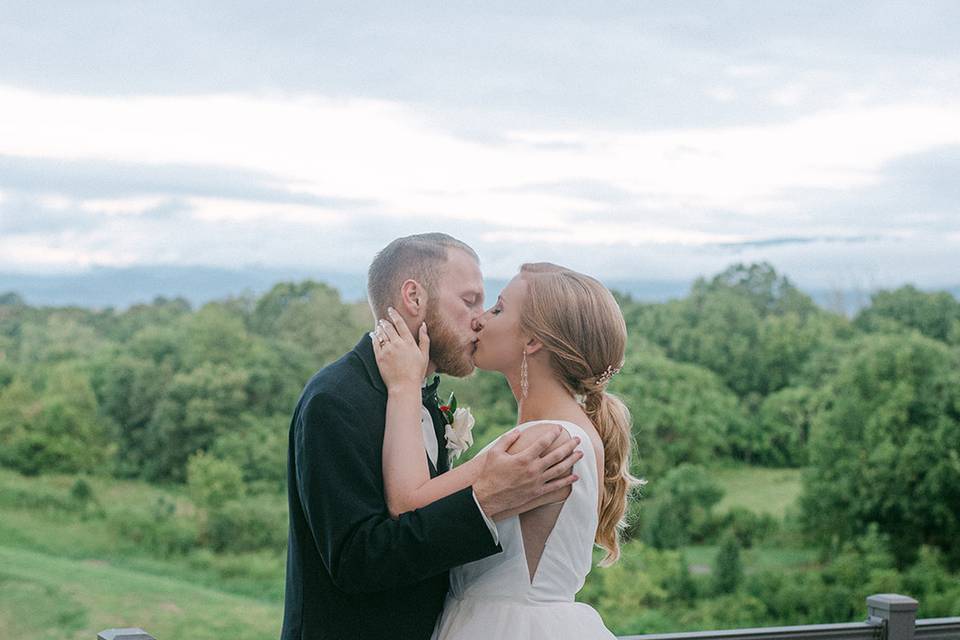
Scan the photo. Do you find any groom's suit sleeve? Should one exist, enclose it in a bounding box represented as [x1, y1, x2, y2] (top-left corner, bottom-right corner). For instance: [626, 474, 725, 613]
[295, 390, 500, 594]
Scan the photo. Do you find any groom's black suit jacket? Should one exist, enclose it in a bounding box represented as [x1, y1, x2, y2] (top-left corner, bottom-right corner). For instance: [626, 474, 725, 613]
[280, 335, 500, 640]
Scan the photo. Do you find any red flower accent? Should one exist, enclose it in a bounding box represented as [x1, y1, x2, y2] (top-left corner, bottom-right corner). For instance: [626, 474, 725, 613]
[439, 405, 450, 413]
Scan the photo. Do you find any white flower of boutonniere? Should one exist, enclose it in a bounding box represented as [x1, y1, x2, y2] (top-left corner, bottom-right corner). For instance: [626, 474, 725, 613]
[444, 408, 475, 460]
[438, 392, 474, 460]
[444, 407, 475, 460]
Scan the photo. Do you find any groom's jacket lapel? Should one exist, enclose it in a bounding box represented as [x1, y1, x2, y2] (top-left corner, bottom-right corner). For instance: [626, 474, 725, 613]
[355, 336, 441, 477]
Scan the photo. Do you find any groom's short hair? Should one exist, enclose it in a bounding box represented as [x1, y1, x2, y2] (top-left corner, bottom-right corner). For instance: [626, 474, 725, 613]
[367, 233, 479, 322]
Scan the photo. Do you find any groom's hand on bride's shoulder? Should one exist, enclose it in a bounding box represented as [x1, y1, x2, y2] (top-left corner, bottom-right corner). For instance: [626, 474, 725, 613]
[473, 424, 583, 522]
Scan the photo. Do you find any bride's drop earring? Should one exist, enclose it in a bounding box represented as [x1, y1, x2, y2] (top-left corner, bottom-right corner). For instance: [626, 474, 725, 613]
[520, 350, 529, 400]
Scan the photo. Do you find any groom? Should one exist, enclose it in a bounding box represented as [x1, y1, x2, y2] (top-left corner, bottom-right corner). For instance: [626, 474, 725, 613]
[281, 233, 580, 640]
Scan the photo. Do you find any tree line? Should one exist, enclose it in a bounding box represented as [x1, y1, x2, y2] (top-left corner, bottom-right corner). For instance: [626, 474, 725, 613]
[1, 263, 958, 575]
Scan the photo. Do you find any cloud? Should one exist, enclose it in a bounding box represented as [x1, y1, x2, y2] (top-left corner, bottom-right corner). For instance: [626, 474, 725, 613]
[1, 85, 958, 284]
[713, 235, 883, 250]
[0, 154, 370, 208]
[0, 193, 102, 234]
[3, 2, 959, 130]
[761, 145, 960, 237]
[2, 2, 959, 290]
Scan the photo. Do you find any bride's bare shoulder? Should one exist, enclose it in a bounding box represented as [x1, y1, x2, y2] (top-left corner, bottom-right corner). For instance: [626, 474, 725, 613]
[506, 422, 572, 455]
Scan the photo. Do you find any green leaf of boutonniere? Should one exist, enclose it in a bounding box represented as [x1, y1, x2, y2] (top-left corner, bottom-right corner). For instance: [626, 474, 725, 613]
[449, 392, 458, 414]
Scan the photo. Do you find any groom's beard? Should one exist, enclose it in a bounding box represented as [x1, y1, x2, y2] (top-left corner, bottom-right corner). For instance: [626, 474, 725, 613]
[425, 303, 475, 378]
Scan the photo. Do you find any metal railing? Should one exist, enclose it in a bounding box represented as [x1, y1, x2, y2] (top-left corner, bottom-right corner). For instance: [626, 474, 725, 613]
[97, 594, 960, 640]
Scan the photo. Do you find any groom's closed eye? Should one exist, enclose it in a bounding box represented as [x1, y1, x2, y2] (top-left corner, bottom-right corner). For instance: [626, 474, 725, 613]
[462, 292, 483, 309]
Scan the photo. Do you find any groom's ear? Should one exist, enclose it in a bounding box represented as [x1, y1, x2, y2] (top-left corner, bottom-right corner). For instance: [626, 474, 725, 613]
[398, 279, 427, 319]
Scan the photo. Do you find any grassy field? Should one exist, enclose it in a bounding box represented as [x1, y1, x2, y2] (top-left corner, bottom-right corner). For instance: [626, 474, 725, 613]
[683, 544, 818, 574]
[0, 464, 811, 638]
[0, 468, 286, 600]
[0, 546, 281, 640]
[712, 466, 804, 519]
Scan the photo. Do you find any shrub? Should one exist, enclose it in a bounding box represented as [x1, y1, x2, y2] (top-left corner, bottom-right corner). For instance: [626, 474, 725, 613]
[712, 533, 744, 595]
[187, 451, 246, 509]
[205, 495, 287, 553]
[641, 464, 724, 549]
[109, 500, 198, 556]
[716, 507, 780, 548]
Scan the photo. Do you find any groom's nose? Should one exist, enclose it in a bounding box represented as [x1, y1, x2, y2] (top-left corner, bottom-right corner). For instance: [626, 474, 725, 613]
[471, 314, 484, 332]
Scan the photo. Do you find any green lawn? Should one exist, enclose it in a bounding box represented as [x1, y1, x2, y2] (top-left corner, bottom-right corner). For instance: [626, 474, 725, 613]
[0, 546, 281, 640]
[0, 468, 286, 601]
[0, 465, 815, 638]
[0, 469, 286, 638]
[712, 466, 805, 518]
[683, 544, 819, 574]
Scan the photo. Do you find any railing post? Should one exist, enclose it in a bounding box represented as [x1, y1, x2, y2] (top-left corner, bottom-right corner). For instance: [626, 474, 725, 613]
[867, 594, 919, 640]
[97, 629, 156, 640]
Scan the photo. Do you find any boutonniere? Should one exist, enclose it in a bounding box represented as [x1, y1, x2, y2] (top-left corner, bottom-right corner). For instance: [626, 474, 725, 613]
[439, 392, 475, 461]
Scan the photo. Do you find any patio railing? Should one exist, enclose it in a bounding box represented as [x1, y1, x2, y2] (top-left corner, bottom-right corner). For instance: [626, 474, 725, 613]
[97, 594, 960, 640]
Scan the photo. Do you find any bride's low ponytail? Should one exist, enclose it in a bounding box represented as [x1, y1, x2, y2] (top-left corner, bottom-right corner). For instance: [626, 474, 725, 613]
[517, 262, 640, 567]
[583, 387, 641, 566]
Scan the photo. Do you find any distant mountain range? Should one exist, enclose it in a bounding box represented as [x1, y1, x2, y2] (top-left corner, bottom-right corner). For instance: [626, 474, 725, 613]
[1, 266, 957, 316]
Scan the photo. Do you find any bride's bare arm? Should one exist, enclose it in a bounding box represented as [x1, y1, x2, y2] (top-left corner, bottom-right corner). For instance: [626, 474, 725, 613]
[380, 379, 485, 518]
[373, 308, 485, 518]
[382, 401, 575, 519]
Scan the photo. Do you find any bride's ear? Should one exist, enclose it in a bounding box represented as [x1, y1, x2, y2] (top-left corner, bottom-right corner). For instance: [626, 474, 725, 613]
[399, 279, 427, 319]
[525, 337, 544, 356]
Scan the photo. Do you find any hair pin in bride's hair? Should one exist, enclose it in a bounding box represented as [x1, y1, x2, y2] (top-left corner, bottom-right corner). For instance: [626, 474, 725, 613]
[595, 363, 622, 386]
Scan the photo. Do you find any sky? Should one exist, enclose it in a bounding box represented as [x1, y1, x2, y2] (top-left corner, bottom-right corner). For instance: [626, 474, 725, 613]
[1, 1, 959, 291]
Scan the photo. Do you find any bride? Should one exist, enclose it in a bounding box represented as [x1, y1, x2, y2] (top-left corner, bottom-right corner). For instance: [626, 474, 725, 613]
[371, 262, 638, 639]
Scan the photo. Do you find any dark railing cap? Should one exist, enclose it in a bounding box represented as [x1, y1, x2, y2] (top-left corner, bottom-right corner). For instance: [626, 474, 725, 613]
[97, 629, 156, 640]
[867, 595, 920, 612]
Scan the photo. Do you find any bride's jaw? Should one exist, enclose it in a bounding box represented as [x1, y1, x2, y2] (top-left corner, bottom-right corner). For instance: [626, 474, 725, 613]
[471, 338, 492, 371]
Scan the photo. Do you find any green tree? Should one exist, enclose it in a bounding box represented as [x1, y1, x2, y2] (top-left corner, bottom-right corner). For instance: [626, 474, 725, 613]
[855, 285, 960, 344]
[209, 416, 288, 492]
[630, 263, 840, 397]
[18, 314, 108, 364]
[752, 386, 820, 466]
[177, 303, 254, 371]
[141, 363, 250, 481]
[800, 333, 960, 567]
[0, 366, 112, 475]
[712, 532, 744, 595]
[641, 464, 724, 548]
[250, 281, 367, 366]
[90, 354, 170, 476]
[612, 350, 745, 478]
[106, 296, 191, 342]
[187, 451, 246, 509]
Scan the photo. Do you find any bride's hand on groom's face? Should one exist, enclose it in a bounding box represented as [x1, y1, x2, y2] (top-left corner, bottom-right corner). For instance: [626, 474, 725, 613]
[371, 307, 431, 392]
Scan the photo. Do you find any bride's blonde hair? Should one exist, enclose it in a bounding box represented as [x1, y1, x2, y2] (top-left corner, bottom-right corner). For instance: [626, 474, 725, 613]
[518, 263, 640, 566]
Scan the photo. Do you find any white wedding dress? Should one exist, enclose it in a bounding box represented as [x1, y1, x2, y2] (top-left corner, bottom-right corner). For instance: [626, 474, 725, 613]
[433, 420, 616, 639]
